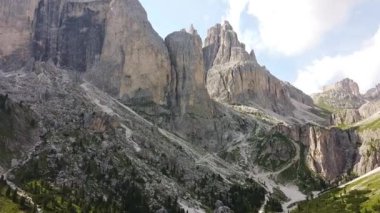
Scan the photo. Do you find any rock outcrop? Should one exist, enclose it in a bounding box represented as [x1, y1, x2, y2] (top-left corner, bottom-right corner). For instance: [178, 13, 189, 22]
[165, 27, 211, 116]
[365, 84, 380, 100]
[0, 94, 40, 169]
[314, 78, 367, 125]
[323, 78, 361, 96]
[283, 82, 314, 107]
[85, 0, 171, 105]
[305, 126, 358, 181]
[204, 22, 295, 115]
[0, 0, 39, 69]
[203, 21, 251, 71]
[354, 130, 380, 175]
[1, 0, 171, 106]
[32, 0, 108, 72]
[314, 78, 365, 110]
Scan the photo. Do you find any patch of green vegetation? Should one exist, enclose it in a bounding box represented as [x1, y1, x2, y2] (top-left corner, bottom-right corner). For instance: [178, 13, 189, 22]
[218, 147, 241, 163]
[0, 196, 24, 213]
[316, 98, 336, 113]
[0, 177, 33, 213]
[265, 197, 283, 213]
[294, 171, 380, 213]
[358, 118, 380, 131]
[277, 144, 327, 193]
[255, 133, 296, 172]
[308, 107, 331, 120]
[336, 123, 351, 130]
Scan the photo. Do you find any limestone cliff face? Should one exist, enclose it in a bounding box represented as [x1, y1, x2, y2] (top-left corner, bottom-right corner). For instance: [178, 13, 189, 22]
[274, 123, 380, 182]
[314, 78, 367, 126]
[283, 82, 314, 107]
[203, 21, 252, 71]
[365, 84, 380, 100]
[315, 78, 365, 110]
[32, 0, 108, 72]
[330, 109, 362, 125]
[354, 130, 380, 175]
[204, 22, 295, 115]
[305, 126, 358, 181]
[165, 28, 211, 116]
[0, 0, 39, 69]
[89, 0, 171, 105]
[0, 0, 171, 105]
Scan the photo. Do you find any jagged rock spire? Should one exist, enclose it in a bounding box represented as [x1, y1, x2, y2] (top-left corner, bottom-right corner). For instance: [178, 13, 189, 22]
[203, 21, 253, 71]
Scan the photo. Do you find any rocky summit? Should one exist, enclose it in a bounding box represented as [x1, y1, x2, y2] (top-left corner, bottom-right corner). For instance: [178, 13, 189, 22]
[0, 0, 379, 213]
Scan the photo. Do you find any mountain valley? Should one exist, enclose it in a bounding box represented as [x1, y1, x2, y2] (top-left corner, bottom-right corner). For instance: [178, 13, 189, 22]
[0, 0, 379, 212]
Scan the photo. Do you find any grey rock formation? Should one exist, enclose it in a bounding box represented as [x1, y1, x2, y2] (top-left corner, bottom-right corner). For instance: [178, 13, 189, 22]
[314, 78, 365, 110]
[2, 0, 171, 106]
[203, 21, 251, 71]
[32, 0, 108, 72]
[365, 84, 380, 100]
[323, 78, 361, 96]
[0, 0, 39, 69]
[305, 126, 358, 181]
[330, 109, 362, 125]
[313, 78, 369, 126]
[354, 129, 380, 175]
[0, 94, 40, 169]
[204, 22, 296, 115]
[284, 82, 314, 106]
[85, 0, 171, 105]
[165, 29, 211, 116]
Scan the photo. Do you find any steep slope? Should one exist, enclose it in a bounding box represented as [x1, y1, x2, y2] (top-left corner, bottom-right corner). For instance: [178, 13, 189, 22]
[1, 0, 379, 212]
[0, 63, 268, 212]
[294, 167, 380, 213]
[0, 94, 40, 172]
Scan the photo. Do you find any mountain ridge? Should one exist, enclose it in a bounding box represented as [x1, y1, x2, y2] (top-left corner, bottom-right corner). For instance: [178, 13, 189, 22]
[0, 0, 379, 212]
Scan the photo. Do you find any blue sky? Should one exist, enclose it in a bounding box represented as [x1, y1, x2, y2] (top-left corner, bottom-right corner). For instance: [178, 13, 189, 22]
[140, 0, 380, 94]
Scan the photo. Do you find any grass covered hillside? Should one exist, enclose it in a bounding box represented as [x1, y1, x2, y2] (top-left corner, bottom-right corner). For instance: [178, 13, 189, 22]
[293, 168, 380, 213]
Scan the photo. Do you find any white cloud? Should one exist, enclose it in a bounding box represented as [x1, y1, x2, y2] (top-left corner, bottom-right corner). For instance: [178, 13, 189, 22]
[294, 26, 380, 94]
[223, 0, 249, 33]
[225, 0, 363, 55]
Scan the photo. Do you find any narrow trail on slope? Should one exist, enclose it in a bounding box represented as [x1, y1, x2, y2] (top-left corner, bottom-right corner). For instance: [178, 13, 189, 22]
[82, 81, 307, 212]
[81, 82, 244, 180]
[255, 139, 304, 213]
[1, 141, 43, 213]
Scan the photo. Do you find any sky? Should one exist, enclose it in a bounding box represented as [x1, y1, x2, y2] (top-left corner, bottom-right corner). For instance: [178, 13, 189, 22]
[140, 0, 380, 94]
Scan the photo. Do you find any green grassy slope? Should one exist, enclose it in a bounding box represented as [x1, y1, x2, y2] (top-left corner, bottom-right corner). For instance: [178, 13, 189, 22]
[293, 168, 380, 213]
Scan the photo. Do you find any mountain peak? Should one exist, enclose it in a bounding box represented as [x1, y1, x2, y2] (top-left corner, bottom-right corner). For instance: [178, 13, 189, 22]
[365, 83, 380, 100]
[323, 78, 360, 96]
[222, 20, 233, 31]
[203, 22, 252, 70]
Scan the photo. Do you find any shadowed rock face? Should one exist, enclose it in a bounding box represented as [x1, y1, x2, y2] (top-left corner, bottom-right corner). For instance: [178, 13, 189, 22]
[284, 82, 314, 107]
[0, 0, 39, 69]
[32, 0, 107, 72]
[1, 0, 171, 105]
[165, 28, 211, 116]
[365, 84, 380, 100]
[0, 0, 108, 72]
[0, 95, 40, 170]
